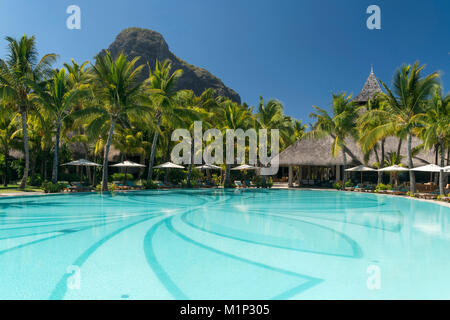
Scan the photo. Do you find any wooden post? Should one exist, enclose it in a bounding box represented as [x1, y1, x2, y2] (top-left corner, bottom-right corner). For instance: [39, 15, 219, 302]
[336, 165, 341, 181]
[288, 165, 293, 187]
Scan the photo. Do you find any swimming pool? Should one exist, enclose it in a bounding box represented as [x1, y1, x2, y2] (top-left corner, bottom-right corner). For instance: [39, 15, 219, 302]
[0, 189, 449, 299]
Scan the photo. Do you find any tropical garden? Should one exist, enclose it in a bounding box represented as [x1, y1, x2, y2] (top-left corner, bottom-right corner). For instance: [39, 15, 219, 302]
[0, 35, 306, 192]
[0, 35, 448, 195]
[309, 62, 449, 196]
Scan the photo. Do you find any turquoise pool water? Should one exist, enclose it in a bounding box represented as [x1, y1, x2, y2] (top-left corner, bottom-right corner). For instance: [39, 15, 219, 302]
[0, 189, 449, 299]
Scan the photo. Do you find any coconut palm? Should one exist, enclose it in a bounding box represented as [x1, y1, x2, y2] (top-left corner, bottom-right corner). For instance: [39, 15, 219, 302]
[0, 35, 57, 188]
[366, 62, 440, 193]
[416, 87, 450, 195]
[0, 103, 21, 186]
[308, 92, 359, 184]
[358, 96, 389, 184]
[30, 69, 88, 183]
[146, 59, 183, 180]
[218, 100, 254, 186]
[75, 51, 148, 191]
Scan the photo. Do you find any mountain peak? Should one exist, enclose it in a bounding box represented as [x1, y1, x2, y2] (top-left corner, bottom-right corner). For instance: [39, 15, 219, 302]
[102, 27, 241, 103]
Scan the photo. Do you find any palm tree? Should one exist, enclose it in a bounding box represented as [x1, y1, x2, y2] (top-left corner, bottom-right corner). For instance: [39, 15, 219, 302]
[145, 59, 183, 180]
[0, 35, 57, 188]
[416, 87, 450, 195]
[75, 51, 148, 191]
[289, 119, 307, 145]
[30, 69, 87, 183]
[218, 100, 253, 186]
[308, 92, 359, 184]
[174, 90, 211, 187]
[256, 97, 293, 149]
[358, 96, 389, 184]
[367, 62, 440, 193]
[0, 103, 21, 186]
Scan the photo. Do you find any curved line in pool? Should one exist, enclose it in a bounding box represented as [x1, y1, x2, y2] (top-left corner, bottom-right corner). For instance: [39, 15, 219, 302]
[180, 210, 363, 259]
[165, 216, 324, 299]
[143, 216, 323, 299]
[48, 214, 161, 300]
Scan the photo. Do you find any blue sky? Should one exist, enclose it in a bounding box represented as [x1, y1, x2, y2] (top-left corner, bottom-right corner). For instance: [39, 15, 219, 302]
[0, 0, 449, 122]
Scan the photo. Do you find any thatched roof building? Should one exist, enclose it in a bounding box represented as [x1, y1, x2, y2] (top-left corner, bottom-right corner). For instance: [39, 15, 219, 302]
[277, 67, 438, 169]
[353, 66, 383, 104]
[278, 136, 436, 167]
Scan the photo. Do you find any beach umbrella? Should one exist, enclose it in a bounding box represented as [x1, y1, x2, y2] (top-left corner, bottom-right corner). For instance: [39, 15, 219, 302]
[62, 159, 102, 183]
[231, 164, 260, 170]
[378, 165, 409, 186]
[411, 164, 446, 184]
[153, 162, 185, 183]
[444, 166, 450, 172]
[231, 164, 260, 183]
[377, 165, 409, 172]
[111, 160, 145, 183]
[345, 165, 376, 184]
[195, 164, 221, 184]
[196, 164, 221, 170]
[411, 164, 444, 172]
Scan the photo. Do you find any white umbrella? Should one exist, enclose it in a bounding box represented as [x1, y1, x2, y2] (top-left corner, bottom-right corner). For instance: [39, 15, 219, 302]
[411, 164, 444, 172]
[231, 164, 260, 171]
[377, 165, 409, 172]
[111, 161, 145, 183]
[196, 164, 221, 170]
[412, 164, 446, 184]
[62, 159, 101, 183]
[378, 165, 409, 186]
[345, 165, 376, 172]
[110, 160, 145, 168]
[154, 162, 185, 184]
[345, 165, 376, 184]
[442, 165, 450, 172]
[153, 162, 185, 169]
[62, 159, 102, 167]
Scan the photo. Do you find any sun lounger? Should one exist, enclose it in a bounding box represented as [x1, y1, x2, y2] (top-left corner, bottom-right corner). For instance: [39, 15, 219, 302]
[234, 180, 244, 188]
[415, 193, 438, 200]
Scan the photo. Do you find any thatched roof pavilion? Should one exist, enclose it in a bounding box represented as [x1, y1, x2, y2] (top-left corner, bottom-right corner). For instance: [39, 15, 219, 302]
[278, 135, 436, 167]
[353, 66, 383, 104]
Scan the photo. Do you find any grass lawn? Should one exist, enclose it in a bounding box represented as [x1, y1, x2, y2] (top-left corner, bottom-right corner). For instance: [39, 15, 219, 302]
[0, 184, 43, 194]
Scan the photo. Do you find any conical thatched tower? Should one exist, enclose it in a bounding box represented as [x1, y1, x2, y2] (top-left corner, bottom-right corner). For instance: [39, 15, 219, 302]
[353, 66, 383, 105]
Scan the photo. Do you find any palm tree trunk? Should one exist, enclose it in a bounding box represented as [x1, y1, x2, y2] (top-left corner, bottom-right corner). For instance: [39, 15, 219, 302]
[19, 109, 29, 189]
[342, 150, 347, 185]
[407, 133, 416, 193]
[378, 139, 385, 185]
[186, 141, 194, 188]
[225, 164, 231, 186]
[147, 116, 161, 180]
[397, 139, 402, 156]
[101, 119, 116, 191]
[439, 139, 445, 196]
[4, 150, 8, 187]
[51, 123, 61, 184]
[374, 143, 381, 184]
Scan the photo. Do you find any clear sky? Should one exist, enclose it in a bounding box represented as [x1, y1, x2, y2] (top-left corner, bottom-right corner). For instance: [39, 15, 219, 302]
[1, 0, 449, 122]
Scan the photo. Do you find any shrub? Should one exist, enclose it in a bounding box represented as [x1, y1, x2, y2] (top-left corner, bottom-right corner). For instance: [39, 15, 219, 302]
[375, 183, 392, 191]
[142, 180, 158, 189]
[110, 173, 133, 181]
[344, 180, 354, 188]
[333, 181, 343, 190]
[267, 177, 274, 188]
[42, 181, 66, 193]
[211, 174, 221, 186]
[252, 175, 263, 188]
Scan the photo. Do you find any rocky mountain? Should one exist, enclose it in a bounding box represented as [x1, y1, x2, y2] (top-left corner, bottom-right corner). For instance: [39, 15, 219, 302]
[101, 27, 241, 103]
